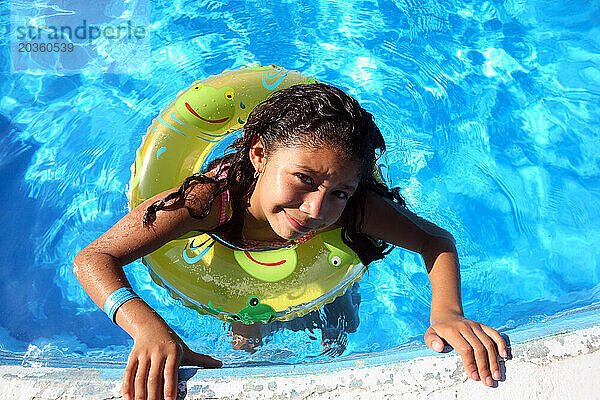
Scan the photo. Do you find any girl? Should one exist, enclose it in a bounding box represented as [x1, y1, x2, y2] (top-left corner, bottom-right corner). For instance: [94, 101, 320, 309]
[74, 83, 508, 400]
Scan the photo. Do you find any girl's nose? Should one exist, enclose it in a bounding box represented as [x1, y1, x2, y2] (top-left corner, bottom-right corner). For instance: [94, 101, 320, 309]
[299, 189, 327, 220]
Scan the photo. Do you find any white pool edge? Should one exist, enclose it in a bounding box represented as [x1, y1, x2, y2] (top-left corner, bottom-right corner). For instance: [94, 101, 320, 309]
[2, 308, 600, 399]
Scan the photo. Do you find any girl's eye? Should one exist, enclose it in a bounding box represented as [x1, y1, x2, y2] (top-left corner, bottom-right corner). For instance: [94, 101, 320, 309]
[335, 191, 349, 200]
[296, 173, 314, 186]
[296, 174, 349, 200]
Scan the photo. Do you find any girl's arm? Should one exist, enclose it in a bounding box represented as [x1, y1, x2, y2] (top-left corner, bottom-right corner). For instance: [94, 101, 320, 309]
[360, 191, 507, 387]
[73, 182, 222, 400]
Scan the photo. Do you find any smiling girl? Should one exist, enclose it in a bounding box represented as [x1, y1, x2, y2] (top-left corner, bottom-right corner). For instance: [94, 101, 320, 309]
[74, 82, 507, 400]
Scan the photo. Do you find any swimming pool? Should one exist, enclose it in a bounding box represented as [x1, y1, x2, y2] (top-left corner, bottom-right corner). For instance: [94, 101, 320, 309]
[1, 0, 599, 396]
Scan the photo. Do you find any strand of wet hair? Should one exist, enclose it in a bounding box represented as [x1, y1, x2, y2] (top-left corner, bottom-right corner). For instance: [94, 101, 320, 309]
[142, 171, 224, 226]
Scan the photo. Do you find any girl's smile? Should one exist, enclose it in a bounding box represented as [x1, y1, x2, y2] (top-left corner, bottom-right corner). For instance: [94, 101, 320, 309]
[244, 140, 360, 242]
[284, 211, 313, 233]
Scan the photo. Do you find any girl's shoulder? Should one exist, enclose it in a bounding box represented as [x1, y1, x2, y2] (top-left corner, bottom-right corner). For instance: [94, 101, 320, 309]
[81, 181, 225, 267]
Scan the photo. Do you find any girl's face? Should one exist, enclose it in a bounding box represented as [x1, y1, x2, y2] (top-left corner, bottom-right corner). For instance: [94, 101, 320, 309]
[246, 139, 360, 241]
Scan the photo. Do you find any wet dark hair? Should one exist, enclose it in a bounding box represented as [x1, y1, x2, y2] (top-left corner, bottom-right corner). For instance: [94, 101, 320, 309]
[142, 82, 408, 265]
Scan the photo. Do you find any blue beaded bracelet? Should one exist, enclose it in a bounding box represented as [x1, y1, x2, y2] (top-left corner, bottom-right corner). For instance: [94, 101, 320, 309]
[104, 287, 140, 324]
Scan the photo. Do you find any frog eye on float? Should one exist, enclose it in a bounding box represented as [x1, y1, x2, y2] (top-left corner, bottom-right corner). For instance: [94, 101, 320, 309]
[225, 90, 234, 100]
[249, 297, 259, 306]
[331, 256, 342, 267]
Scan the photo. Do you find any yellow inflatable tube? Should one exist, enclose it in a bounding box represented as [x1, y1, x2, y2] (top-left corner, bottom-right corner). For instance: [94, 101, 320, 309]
[127, 65, 367, 323]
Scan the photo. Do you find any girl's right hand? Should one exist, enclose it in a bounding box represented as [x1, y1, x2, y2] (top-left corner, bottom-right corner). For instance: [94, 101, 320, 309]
[122, 334, 222, 400]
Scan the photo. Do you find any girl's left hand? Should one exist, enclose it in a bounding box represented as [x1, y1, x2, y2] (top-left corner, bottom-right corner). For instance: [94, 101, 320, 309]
[424, 312, 508, 387]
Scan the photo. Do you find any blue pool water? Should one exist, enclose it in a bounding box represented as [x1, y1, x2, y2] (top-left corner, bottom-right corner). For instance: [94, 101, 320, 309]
[0, 0, 599, 368]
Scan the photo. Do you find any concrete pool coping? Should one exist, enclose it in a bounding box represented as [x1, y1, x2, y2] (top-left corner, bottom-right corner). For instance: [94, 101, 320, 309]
[1, 305, 599, 399]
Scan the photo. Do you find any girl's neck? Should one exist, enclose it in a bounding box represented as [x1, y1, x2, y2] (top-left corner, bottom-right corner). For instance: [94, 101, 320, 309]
[241, 178, 281, 242]
[241, 208, 284, 243]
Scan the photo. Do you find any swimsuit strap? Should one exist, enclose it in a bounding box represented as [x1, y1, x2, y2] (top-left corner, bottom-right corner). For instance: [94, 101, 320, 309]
[206, 162, 316, 251]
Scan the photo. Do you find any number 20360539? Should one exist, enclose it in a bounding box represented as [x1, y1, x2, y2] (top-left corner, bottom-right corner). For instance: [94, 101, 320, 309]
[17, 42, 74, 52]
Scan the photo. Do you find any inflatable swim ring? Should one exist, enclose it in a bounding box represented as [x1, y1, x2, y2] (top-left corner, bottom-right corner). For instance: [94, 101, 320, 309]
[127, 65, 368, 324]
